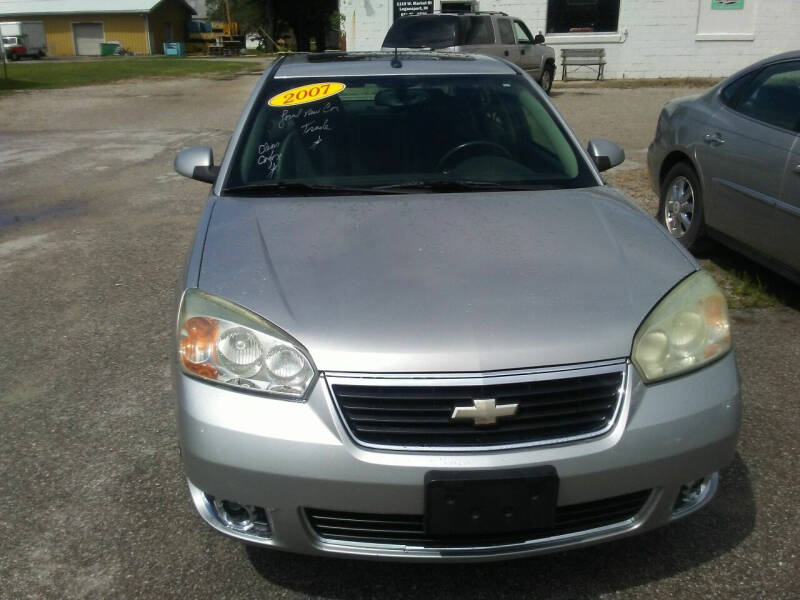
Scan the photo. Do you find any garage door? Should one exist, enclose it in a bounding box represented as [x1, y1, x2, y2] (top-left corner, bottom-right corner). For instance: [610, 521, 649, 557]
[72, 23, 104, 55]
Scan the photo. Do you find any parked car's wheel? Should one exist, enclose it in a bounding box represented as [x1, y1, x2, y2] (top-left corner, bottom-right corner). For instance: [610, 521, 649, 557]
[659, 162, 705, 251]
[539, 67, 554, 95]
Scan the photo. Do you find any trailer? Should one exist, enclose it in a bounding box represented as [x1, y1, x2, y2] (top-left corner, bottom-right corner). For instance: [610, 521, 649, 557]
[0, 21, 46, 60]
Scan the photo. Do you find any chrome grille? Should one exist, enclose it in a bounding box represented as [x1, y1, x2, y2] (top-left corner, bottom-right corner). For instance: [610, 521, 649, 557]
[306, 489, 651, 547]
[327, 365, 626, 450]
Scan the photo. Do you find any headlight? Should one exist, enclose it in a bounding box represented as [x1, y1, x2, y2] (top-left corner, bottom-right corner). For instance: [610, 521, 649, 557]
[177, 289, 316, 399]
[632, 271, 731, 383]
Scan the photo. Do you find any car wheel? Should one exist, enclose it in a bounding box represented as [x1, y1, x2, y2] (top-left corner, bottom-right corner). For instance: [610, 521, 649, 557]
[539, 68, 554, 95]
[659, 163, 705, 251]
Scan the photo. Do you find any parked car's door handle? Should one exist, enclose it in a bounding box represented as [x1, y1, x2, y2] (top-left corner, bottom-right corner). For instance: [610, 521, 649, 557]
[703, 133, 725, 146]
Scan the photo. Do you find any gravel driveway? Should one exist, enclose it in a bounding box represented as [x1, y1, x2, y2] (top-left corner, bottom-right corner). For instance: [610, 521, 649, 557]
[1, 71, 798, 599]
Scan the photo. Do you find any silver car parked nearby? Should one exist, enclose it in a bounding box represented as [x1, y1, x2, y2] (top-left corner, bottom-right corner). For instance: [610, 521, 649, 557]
[382, 12, 557, 94]
[648, 51, 800, 283]
[173, 52, 740, 561]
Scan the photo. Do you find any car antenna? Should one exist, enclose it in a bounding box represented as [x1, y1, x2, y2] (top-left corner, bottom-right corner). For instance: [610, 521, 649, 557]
[391, 46, 402, 68]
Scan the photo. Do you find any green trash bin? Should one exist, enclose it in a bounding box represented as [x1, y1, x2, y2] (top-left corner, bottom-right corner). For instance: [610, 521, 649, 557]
[100, 42, 120, 56]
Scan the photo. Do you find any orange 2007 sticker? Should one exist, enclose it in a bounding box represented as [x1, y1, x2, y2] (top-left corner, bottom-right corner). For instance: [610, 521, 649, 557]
[268, 82, 346, 107]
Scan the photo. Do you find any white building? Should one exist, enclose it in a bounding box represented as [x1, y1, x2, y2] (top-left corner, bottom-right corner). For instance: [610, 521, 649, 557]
[339, 0, 800, 79]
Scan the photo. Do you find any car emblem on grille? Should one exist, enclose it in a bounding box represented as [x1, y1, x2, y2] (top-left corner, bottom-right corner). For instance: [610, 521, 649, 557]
[450, 398, 519, 426]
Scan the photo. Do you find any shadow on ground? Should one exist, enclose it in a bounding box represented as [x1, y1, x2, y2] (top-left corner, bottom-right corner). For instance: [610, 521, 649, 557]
[245, 454, 754, 599]
[696, 239, 800, 311]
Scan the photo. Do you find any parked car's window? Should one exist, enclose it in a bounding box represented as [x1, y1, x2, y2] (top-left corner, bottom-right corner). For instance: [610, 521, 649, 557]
[226, 74, 596, 191]
[729, 61, 800, 132]
[460, 16, 495, 45]
[497, 19, 516, 45]
[382, 16, 459, 49]
[720, 71, 757, 107]
[513, 20, 533, 44]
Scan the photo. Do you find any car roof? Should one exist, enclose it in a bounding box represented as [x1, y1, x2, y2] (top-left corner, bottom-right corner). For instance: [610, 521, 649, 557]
[273, 52, 517, 79]
[723, 50, 800, 84]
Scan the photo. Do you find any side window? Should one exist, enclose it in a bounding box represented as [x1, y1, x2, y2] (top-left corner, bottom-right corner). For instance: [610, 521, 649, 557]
[497, 19, 516, 45]
[461, 16, 495, 45]
[513, 20, 533, 44]
[730, 61, 800, 132]
[720, 71, 756, 107]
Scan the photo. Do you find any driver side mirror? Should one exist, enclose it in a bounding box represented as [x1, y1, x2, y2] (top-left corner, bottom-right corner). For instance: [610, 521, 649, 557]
[587, 138, 625, 172]
[174, 146, 218, 183]
[534, 34, 545, 45]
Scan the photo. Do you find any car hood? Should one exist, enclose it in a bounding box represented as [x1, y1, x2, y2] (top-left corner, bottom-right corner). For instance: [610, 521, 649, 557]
[198, 188, 695, 373]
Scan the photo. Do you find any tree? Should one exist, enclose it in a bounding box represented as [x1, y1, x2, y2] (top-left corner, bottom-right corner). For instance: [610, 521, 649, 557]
[206, 0, 337, 52]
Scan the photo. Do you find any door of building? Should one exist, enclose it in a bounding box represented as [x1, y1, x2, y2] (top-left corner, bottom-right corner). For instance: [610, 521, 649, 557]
[72, 23, 104, 55]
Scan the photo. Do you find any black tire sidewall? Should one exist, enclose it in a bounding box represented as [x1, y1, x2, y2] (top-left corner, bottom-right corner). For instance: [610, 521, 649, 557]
[659, 163, 704, 251]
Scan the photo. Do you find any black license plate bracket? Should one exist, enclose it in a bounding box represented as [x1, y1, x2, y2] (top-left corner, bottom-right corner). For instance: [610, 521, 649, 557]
[424, 467, 559, 536]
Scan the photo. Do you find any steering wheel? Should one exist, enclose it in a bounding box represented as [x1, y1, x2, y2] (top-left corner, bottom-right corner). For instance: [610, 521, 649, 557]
[437, 141, 512, 172]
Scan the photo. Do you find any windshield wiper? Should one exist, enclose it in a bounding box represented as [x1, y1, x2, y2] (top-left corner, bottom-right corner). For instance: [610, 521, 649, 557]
[373, 180, 553, 192]
[223, 182, 401, 196]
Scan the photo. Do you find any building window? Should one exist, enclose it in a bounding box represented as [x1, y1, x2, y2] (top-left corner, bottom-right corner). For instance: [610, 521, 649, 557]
[441, 1, 476, 13]
[546, 0, 621, 34]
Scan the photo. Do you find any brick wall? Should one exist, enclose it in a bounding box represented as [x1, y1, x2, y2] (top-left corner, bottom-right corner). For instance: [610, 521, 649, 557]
[339, 0, 800, 79]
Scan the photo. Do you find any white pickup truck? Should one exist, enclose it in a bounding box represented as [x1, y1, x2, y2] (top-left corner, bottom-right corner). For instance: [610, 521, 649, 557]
[1, 21, 46, 60]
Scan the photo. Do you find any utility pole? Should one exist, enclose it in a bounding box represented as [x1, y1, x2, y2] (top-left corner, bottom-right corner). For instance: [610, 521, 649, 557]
[0, 35, 7, 80]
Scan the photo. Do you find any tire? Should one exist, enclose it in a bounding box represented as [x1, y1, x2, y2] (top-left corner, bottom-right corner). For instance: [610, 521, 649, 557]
[539, 66, 554, 95]
[9, 53, 20, 61]
[658, 162, 705, 252]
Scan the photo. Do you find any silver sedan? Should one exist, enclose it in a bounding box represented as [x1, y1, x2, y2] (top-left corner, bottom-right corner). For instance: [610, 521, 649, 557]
[173, 51, 740, 561]
[648, 51, 800, 283]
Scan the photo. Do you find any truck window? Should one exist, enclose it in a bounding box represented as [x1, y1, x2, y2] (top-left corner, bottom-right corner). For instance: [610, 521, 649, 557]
[497, 19, 516, 45]
[460, 16, 495, 45]
[513, 20, 533, 44]
[383, 16, 460, 49]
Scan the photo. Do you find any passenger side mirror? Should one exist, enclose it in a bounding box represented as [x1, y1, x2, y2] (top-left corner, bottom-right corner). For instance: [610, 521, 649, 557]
[587, 138, 625, 172]
[534, 34, 545, 45]
[174, 146, 218, 183]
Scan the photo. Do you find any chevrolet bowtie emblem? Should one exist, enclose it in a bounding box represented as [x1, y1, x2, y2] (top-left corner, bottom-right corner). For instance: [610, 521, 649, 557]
[451, 398, 519, 426]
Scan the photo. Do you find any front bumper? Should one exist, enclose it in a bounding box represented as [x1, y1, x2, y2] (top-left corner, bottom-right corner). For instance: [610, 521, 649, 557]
[176, 354, 740, 561]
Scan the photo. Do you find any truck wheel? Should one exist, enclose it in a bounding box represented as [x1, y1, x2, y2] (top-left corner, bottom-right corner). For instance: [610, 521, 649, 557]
[10, 53, 20, 61]
[658, 162, 705, 252]
[539, 67, 554, 95]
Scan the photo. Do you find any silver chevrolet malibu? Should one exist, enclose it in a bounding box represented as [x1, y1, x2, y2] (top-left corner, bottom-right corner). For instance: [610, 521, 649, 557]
[172, 52, 740, 561]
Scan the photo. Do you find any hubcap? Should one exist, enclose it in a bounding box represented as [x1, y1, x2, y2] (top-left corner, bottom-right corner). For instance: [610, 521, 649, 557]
[664, 176, 695, 237]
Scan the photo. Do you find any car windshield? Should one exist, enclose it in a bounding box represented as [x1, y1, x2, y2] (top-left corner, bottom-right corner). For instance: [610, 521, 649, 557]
[224, 73, 596, 193]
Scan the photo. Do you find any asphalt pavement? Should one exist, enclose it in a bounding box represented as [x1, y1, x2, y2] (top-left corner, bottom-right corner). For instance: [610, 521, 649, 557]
[1, 71, 798, 599]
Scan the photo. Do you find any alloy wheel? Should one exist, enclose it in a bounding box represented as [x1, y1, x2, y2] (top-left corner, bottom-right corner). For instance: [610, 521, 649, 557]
[664, 175, 695, 237]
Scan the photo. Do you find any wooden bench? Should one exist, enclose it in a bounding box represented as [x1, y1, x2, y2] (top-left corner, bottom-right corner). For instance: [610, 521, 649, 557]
[560, 48, 606, 81]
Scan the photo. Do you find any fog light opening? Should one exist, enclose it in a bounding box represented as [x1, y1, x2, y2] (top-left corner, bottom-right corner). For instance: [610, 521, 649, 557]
[207, 495, 272, 538]
[672, 473, 717, 519]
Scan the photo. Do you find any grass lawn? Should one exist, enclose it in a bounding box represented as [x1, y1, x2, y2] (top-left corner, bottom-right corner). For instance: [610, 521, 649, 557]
[0, 57, 261, 94]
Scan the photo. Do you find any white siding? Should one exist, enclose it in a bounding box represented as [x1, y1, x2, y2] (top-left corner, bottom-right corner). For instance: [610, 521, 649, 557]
[340, 0, 800, 79]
